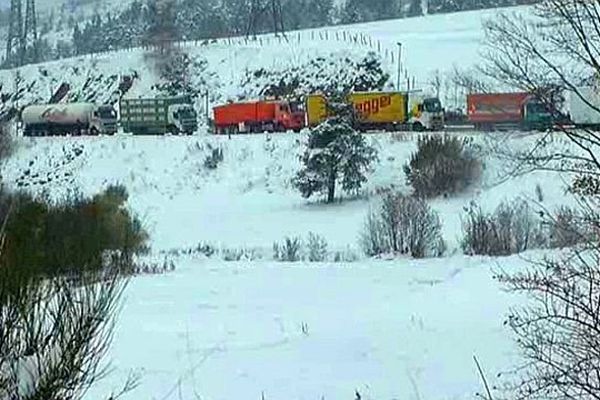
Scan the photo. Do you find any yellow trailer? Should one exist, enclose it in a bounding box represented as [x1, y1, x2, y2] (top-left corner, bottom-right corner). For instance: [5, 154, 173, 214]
[306, 92, 409, 129]
[347, 92, 408, 128]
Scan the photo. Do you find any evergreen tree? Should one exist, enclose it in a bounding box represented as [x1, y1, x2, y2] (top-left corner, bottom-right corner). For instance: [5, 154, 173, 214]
[293, 116, 377, 203]
[341, 0, 363, 23]
[407, 0, 423, 16]
[145, 0, 179, 50]
[282, 0, 307, 30]
[306, 0, 333, 27]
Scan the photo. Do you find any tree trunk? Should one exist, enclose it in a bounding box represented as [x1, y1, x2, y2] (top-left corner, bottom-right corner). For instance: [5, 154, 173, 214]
[327, 169, 336, 203]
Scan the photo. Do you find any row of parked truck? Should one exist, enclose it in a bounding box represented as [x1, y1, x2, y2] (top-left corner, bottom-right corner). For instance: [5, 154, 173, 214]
[18, 86, 600, 136]
[21, 95, 198, 136]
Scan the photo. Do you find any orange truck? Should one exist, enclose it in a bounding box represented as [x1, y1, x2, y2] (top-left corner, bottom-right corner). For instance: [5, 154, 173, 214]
[213, 100, 304, 134]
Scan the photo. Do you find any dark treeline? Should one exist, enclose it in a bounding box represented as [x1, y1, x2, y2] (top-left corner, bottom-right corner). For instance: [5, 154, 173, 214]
[3, 0, 541, 68]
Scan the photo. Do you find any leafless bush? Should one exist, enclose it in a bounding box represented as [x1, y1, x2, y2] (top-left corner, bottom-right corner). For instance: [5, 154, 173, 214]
[545, 205, 598, 249]
[203, 145, 224, 170]
[461, 199, 545, 256]
[306, 232, 328, 262]
[273, 236, 302, 262]
[361, 192, 445, 259]
[0, 269, 137, 400]
[333, 247, 359, 263]
[497, 245, 600, 400]
[222, 247, 262, 262]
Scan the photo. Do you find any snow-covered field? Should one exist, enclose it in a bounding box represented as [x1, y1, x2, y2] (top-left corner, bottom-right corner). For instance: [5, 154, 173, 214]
[0, 6, 577, 400]
[90, 255, 523, 400]
[2, 130, 576, 400]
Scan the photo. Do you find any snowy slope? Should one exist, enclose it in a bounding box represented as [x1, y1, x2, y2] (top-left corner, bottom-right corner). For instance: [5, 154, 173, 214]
[2, 132, 576, 254]
[0, 5, 529, 117]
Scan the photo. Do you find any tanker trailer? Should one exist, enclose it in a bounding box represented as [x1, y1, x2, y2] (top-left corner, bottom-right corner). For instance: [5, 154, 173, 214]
[21, 103, 118, 136]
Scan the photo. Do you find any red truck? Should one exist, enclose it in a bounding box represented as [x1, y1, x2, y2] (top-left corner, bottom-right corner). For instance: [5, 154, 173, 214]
[213, 100, 304, 134]
[467, 92, 553, 131]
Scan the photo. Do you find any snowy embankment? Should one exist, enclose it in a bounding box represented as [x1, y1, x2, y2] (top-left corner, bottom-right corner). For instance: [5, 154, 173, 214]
[3, 132, 573, 254]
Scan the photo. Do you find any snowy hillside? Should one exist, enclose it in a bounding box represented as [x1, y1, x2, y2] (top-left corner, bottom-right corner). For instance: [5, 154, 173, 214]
[3, 133, 574, 253]
[0, 5, 528, 119]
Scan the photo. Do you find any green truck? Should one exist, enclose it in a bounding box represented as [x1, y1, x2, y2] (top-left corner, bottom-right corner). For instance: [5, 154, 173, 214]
[119, 95, 198, 135]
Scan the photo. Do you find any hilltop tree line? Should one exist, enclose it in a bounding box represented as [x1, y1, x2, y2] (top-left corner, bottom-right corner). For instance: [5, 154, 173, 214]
[2, 0, 542, 67]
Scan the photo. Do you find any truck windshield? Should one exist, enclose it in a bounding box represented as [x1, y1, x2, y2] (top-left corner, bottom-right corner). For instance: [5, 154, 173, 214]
[423, 98, 442, 113]
[97, 107, 116, 119]
[178, 108, 196, 119]
[526, 101, 550, 115]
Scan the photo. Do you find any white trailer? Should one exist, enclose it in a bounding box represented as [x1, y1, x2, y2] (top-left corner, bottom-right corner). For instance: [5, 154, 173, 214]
[21, 103, 118, 136]
[568, 86, 600, 128]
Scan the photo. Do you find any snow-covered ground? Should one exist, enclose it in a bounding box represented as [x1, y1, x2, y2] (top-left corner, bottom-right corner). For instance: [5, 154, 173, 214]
[88, 254, 524, 400]
[2, 130, 577, 400]
[0, 6, 577, 400]
[2, 124, 582, 400]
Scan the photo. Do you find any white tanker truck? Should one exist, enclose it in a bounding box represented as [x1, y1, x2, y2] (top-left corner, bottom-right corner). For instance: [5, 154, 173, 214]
[21, 103, 118, 136]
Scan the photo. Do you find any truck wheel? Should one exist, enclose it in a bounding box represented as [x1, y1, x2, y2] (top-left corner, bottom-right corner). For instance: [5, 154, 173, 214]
[412, 122, 424, 132]
[90, 127, 99, 136]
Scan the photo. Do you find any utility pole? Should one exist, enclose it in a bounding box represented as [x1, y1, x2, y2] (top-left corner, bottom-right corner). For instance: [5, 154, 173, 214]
[396, 42, 402, 91]
[6, 0, 24, 67]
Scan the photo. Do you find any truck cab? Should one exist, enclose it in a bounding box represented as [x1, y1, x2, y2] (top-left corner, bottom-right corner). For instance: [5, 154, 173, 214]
[409, 96, 445, 131]
[169, 104, 197, 135]
[92, 105, 118, 135]
[523, 99, 554, 130]
[274, 101, 304, 132]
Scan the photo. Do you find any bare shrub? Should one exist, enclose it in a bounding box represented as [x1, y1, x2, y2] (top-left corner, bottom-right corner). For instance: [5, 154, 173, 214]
[333, 247, 359, 263]
[203, 145, 224, 170]
[361, 192, 445, 259]
[273, 236, 302, 262]
[0, 270, 137, 400]
[221, 247, 262, 262]
[461, 199, 545, 256]
[404, 135, 481, 198]
[545, 205, 597, 249]
[306, 232, 328, 262]
[360, 210, 388, 257]
[497, 246, 600, 400]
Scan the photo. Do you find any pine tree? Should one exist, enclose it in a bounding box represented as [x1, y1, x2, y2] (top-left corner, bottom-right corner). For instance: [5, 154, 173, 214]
[407, 0, 423, 16]
[293, 117, 377, 203]
[306, 0, 333, 27]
